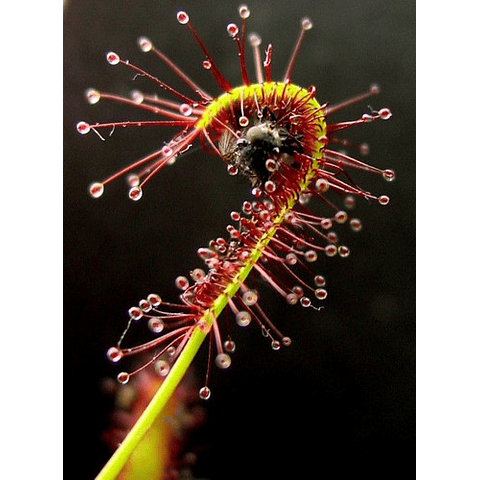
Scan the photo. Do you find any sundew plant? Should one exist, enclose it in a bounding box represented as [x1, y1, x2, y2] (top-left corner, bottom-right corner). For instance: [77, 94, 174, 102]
[76, 4, 398, 479]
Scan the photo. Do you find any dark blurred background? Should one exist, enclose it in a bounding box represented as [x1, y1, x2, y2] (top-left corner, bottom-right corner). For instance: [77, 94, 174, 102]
[64, 0, 415, 478]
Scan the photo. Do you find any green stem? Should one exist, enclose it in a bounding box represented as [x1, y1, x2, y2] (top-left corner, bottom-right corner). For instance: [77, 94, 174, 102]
[95, 324, 209, 480]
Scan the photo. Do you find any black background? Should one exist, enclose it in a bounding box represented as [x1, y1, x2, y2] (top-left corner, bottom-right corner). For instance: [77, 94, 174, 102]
[64, 0, 415, 478]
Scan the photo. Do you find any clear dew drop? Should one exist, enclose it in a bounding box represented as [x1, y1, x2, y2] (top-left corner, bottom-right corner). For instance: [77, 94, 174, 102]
[227, 164, 238, 175]
[190, 268, 206, 281]
[199, 386, 211, 400]
[128, 186, 143, 201]
[161, 145, 173, 157]
[271, 340, 281, 351]
[139, 299, 152, 313]
[282, 337, 292, 346]
[383, 169, 396, 182]
[227, 23, 239, 37]
[292, 286, 304, 298]
[285, 253, 298, 265]
[314, 275, 326, 287]
[147, 293, 162, 307]
[265, 158, 277, 172]
[335, 211, 348, 224]
[239, 116, 249, 127]
[248, 32, 261, 46]
[197, 247, 217, 260]
[300, 296, 312, 308]
[286, 211, 296, 222]
[130, 90, 144, 104]
[338, 246, 350, 258]
[179, 103, 193, 116]
[305, 250, 318, 263]
[85, 88, 101, 104]
[137, 36, 153, 52]
[203, 60, 212, 70]
[242, 290, 258, 306]
[360, 143, 370, 155]
[315, 179, 329, 193]
[238, 4, 250, 19]
[76, 121, 91, 135]
[251, 187, 262, 198]
[327, 231, 338, 243]
[128, 306, 143, 321]
[106, 51, 120, 65]
[286, 293, 298, 305]
[230, 211, 241, 222]
[215, 353, 232, 369]
[378, 195, 390, 206]
[148, 318, 165, 333]
[315, 288, 328, 300]
[301, 17, 313, 30]
[320, 218, 333, 229]
[154, 360, 170, 377]
[350, 218, 362, 232]
[236, 311, 251, 327]
[379, 108, 392, 120]
[224, 340, 236, 353]
[106, 346, 123, 363]
[325, 245, 338, 257]
[176, 11, 189, 24]
[264, 180, 276, 193]
[127, 174, 140, 187]
[242, 201, 252, 214]
[89, 182, 104, 198]
[117, 372, 130, 384]
[175, 275, 190, 291]
[344, 195, 355, 209]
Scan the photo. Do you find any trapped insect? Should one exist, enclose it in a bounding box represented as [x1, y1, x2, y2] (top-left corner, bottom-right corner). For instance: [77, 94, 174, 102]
[77, 4, 395, 399]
